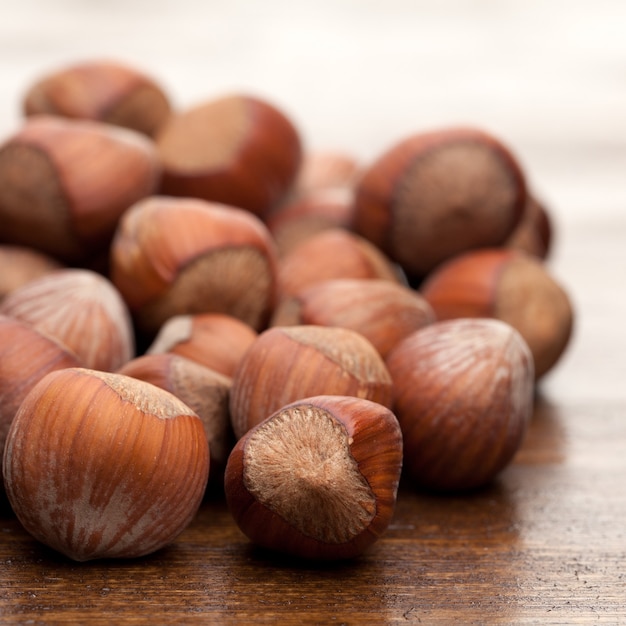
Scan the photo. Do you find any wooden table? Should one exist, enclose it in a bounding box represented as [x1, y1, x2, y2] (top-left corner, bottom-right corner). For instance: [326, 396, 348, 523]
[1, 222, 624, 625]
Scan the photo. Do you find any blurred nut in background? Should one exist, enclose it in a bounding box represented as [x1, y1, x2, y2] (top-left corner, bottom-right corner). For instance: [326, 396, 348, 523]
[271, 278, 436, 358]
[0, 245, 62, 302]
[351, 127, 527, 278]
[109, 196, 279, 336]
[155, 94, 302, 217]
[22, 59, 173, 137]
[419, 248, 574, 379]
[0, 115, 161, 264]
[276, 228, 403, 299]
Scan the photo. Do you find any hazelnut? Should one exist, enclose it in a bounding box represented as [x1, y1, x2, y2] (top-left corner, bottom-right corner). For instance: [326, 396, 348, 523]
[271, 278, 436, 358]
[351, 127, 527, 278]
[506, 194, 553, 259]
[147, 313, 257, 378]
[0, 245, 62, 302]
[22, 59, 172, 137]
[2, 367, 209, 561]
[0, 316, 81, 466]
[155, 94, 302, 217]
[229, 325, 393, 440]
[0, 115, 161, 263]
[291, 149, 361, 198]
[265, 192, 356, 257]
[118, 353, 233, 486]
[224, 395, 403, 560]
[386, 318, 534, 491]
[277, 228, 403, 299]
[419, 248, 574, 379]
[109, 196, 279, 336]
[0, 268, 134, 372]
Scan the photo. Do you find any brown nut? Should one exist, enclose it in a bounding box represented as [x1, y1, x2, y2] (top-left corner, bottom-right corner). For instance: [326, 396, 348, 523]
[2, 367, 209, 561]
[0, 115, 161, 263]
[229, 325, 394, 440]
[419, 248, 574, 379]
[118, 353, 233, 486]
[505, 194, 553, 259]
[265, 192, 356, 257]
[224, 395, 403, 560]
[155, 94, 302, 217]
[277, 228, 403, 299]
[23, 59, 172, 137]
[0, 245, 62, 302]
[292, 149, 361, 198]
[271, 278, 436, 358]
[0, 315, 81, 466]
[109, 196, 279, 336]
[147, 313, 257, 378]
[0, 268, 134, 372]
[386, 318, 534, 491]
[351, 127, 527, 278]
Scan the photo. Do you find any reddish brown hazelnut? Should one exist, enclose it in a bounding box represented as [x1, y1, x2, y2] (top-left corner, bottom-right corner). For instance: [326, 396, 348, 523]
[22, 59, 172, 137]
[277, 228, 403, 299]
[351, 127, 527, 278]
[224, 395, 403, 560]
[271, 278, 436, 358]
[0, 115, 161, 263]
[0, 245, 62, 302]
[506, 194, 553, 259]
[419, 248, 574, 379]
[0, 315, 81, 465]
[118, 353, 233, 485]
[147, 313, 258, 378]
[291, 149, 361, 198]
[229, 325, 394, 440]
[155, 94, 302, 217]
[386, 318, 534, 491]
[109, 196, 279, 336]
[265, 192, 356, 256]
[3, 367, 209, 561]
[0, 268, 134, 371]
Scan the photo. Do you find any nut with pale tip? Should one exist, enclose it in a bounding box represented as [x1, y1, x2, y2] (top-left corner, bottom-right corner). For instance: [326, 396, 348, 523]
[224, 394, 403, 560]
[2, 367, 210, 561]
[229, 325, 394, 440]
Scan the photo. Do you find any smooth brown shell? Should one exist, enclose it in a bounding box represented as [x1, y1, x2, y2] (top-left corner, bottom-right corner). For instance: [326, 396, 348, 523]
[386, 318, 534, 491]
[2, 368, 209, 561]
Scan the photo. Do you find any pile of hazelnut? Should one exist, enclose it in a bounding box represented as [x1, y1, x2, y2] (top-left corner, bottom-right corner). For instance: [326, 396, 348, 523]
[0, 59, 574, 562]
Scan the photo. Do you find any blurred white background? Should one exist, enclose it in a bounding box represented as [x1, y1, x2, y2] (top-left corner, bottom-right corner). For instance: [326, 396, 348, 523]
[1, 0, 625, 224]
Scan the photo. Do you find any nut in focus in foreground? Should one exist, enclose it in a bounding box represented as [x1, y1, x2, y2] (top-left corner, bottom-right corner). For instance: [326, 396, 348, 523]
[386, 318, 534, 492]
[2, 368, 209, 561]
[224, 395, 403, 560]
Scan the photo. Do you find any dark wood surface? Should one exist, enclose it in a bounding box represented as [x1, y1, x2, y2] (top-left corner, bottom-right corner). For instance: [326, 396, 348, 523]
[1, 218, 625, 625]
